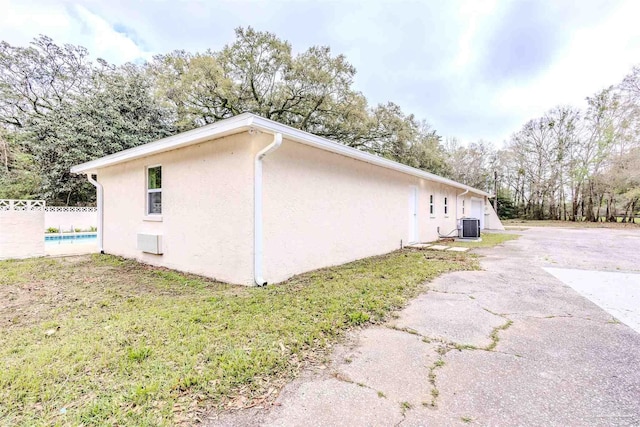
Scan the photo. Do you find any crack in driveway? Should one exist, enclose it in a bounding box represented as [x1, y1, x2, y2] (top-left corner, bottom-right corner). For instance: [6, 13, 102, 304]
[207, 227, 640, 427]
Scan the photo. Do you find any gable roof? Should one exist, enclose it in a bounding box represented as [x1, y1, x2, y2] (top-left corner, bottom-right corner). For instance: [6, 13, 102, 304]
[71, 113, 491, 197]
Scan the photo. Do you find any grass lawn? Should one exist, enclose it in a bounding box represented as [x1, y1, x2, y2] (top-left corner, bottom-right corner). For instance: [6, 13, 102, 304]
[503, 219, 640, 229]
[441, 232, 521, 248]
[0, 249, 479, 426]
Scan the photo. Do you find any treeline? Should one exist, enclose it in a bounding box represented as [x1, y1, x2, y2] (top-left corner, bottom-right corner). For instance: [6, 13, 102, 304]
[429, 69, 640, 223]
[0, 29, 448, 204]
[496, 68, 640, 222]
[1, 29, 638, 222]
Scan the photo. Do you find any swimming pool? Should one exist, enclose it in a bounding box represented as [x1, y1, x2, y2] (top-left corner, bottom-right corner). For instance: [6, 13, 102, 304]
[45, 233, 97, 245]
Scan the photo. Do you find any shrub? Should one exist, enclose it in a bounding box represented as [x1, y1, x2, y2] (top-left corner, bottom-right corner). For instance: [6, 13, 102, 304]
[46, 227, 59, 233]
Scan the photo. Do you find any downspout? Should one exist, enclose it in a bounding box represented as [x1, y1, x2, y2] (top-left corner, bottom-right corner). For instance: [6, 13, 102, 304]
[457, 189, 469, 218]
[254, 132, 283, 286]
[86, 174, 104, 254]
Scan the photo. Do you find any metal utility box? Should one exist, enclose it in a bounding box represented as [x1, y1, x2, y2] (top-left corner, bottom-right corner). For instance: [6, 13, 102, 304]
[137, 233, 163, 254]
[458, 218, 481, 239]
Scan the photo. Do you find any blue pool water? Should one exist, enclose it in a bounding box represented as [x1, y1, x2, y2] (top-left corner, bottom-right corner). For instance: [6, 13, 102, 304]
[45, 233, 97, 245]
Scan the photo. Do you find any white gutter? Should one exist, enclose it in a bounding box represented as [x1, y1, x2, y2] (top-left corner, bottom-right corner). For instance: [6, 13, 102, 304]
[254, 132, 283, 286]
[457, 189, 469, 218]
[247, 117, 492, 197]
[86, 174, 104, 253]
[70, 113, 491, 198]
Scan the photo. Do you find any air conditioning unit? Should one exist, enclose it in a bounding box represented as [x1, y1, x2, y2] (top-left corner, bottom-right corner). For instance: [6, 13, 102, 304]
[458, 218, 480, 239]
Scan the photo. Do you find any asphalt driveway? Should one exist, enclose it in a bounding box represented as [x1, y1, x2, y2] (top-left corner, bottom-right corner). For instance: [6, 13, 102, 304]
[210, 227, 640, 426]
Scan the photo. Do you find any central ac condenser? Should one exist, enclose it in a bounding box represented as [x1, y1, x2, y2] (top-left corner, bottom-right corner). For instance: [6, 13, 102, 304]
[458, 218, 480, 239]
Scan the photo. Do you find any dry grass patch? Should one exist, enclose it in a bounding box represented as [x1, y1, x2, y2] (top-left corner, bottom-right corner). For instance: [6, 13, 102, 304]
[0, 250, 478, 426]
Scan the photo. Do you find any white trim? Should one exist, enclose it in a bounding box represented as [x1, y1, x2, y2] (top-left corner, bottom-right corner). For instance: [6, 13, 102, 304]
[429, 194, 434, 217]
[408, 186, 419, 243]
[254, 132, 283, 286]
[70, 114, 253, 174]
[470, 197, 485, 230]
[143, 216, 163, 222]
[70, 113, 490, 197]
[456, 189, 469, 220]
[85, 175, 103, 253]
[146, 165, 162, 216]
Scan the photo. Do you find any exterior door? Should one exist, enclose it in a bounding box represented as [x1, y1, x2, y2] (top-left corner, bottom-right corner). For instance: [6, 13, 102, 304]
[470, 198, 484, 230]
[408, 186, 418, 243]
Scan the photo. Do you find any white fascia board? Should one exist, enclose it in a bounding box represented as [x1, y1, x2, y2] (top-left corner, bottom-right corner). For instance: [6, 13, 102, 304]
[70, 112, 490, 197]
[70, 113, 255, 174]
[248, 116, 492, 197]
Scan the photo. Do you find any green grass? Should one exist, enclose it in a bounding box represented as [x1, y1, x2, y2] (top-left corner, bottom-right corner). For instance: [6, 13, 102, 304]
[0, 250, 479, 426]
[444, 232, 520, 248]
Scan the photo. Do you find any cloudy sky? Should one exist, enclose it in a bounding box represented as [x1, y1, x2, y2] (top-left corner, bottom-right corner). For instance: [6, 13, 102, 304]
[1, 0, 639, 145]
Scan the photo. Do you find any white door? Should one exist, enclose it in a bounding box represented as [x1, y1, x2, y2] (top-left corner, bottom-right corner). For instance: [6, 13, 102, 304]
[470, 198, 484, 230]
[408, 186, 418, 243]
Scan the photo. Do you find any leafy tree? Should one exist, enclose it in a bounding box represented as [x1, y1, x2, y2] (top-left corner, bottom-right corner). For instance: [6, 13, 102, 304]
[494, 70, 640, 222]
[149, 50, 233, 130]
[149, 27, 447, 174]
[0, 129, 40, 198]
[0, 35, 91, 128]
[150, 28, 362, 134]
[0, 31, 450, 204]
[496, 192, 517, 219]
[27, 63, 174, 204]
[444, 138, 494, 191]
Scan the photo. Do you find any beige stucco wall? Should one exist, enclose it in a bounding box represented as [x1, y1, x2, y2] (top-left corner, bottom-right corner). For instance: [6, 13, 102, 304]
[484, 202, 505, 230]
[95, 130, 494, 285]
[0, 210, 45, 259]
[98, 132, 256, 285]
[260, 137, 487, 283]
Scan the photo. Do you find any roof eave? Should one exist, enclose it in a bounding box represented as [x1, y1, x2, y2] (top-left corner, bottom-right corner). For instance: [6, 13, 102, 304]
[70, 112, 490, 197]
[248, 117, 491, 197]
[70, 113, 255, 174]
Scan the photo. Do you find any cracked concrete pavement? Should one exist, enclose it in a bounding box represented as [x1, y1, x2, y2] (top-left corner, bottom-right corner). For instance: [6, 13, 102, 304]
[208, 227, 640, 426]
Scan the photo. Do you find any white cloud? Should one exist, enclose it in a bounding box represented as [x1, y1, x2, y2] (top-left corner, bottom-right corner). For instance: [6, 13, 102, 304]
[0, 1, 151, 64]
[494, 0, 640, 131]
[0, 0, 72, 46]
[451, 0, 499, 70]
[0, 0, 638, 144]
[70, 4, 151, 63]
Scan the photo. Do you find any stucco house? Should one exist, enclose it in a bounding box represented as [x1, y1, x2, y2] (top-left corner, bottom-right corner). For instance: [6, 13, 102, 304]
[71, 113, 503, 286]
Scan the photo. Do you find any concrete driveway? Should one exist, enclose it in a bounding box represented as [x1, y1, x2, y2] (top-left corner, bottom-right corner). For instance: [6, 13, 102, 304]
[209, 227, 640, 426]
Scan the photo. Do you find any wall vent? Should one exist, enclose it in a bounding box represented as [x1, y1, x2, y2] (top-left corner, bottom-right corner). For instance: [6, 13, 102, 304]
[137, 233, 163, 254]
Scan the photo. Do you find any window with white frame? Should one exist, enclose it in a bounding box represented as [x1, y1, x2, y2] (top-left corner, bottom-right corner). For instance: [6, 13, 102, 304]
[429, 194, 434, 215]
[444, 196, 448, 215]
[147, 166, 162, 215]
